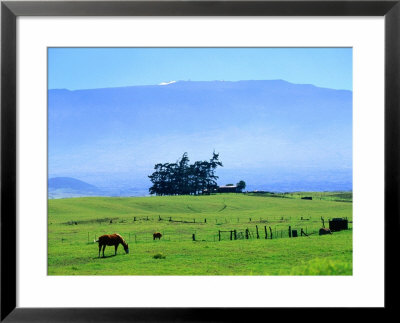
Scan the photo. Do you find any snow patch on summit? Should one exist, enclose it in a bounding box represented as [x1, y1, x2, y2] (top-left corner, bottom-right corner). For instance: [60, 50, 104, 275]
[159, 81, 177, 86]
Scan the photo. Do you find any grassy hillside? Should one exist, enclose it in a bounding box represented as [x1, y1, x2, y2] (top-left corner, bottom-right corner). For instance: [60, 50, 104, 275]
[48, 193, 352, 275]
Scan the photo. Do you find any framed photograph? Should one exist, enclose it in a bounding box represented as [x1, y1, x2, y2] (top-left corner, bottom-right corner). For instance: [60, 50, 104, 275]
[1, 0, 398, 321]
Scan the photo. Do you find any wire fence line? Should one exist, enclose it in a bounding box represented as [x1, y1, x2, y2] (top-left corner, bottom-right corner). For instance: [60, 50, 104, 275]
[55, 220, 352, 246]
[56, 213, 352, 245]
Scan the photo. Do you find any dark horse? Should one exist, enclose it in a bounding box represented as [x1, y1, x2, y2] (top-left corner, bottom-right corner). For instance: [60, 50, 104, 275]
[319, 228, 332, 235]
[153, 232, 162, 240]
[95, 233, 129, 257]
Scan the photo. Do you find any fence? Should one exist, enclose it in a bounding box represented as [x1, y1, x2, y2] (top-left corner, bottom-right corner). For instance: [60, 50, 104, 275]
[217, 225, 322, 241]
[58, 215, 352, 245]
[56, 221, 352, 246]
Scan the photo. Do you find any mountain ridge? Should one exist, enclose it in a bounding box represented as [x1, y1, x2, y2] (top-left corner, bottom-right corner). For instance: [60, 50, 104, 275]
[49, 79, 352, 93]
[48, 79, 352, 197]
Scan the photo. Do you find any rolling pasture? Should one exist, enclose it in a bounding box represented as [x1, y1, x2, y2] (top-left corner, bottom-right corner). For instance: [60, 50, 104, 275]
[48, 192, 352, 275]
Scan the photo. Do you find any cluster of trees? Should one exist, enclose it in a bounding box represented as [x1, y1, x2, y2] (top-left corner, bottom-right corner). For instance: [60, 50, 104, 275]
[148, 152, 223, 196]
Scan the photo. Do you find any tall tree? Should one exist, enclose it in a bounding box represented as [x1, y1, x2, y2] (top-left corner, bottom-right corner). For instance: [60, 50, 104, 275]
[236, 180, 246, 192]
[205, 151, 223, 192]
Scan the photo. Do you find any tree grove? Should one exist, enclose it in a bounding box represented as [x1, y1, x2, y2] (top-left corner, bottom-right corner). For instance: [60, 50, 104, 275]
[148, 152, 223, 196]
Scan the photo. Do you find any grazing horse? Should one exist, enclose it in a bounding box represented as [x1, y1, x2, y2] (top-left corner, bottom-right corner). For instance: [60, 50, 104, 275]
[95, 233, 129, 257]
[153, 232, 162, 240]
[319, 228, 332, 235]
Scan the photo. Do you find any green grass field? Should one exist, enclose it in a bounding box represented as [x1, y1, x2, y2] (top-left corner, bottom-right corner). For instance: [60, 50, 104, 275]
[48, 192, 352, 275]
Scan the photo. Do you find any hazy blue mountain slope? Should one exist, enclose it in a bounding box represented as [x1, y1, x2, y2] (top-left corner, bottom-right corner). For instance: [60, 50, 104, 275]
[48, 177, 147, 199]
[49, 177, 98, 191]
[48, 80, 352, 195]
[48, 177, 102, 199]
[49, 80, 351, 142]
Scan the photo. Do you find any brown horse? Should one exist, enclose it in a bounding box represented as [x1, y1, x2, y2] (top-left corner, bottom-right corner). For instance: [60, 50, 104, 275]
[95, 233, 129, 257]
[153, 232, 162, 240]
[319, 228, 332, 235]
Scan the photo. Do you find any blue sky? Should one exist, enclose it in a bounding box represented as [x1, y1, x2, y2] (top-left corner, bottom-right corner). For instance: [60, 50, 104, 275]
[48, 48, 352, 90]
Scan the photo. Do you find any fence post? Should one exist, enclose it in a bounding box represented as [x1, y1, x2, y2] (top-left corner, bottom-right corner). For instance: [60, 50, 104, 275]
[218, 230, 221, 241]
[134, 217, 136, 221]
[245, 228, 249, 239]
[234, 230, 237, 240]
[289, 226, 292, 238]
[159, 215, 161, 221]
[230, 231, 233, 240]
[169, 216, 172, 222]
[269, 227, 273, 239]
[192, 233, 196, 241]
[264, 226, 268, 239]
[205, 218, 207, 223]
[256, 225, 259, 239]
[321, 216, 325, 228]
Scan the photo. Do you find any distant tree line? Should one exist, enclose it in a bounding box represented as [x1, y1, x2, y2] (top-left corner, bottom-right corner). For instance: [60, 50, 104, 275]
[148, 152, 223, 196]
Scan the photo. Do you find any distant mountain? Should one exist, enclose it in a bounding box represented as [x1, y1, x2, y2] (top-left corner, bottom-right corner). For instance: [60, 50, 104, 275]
[49, 177, 98, 191]
[48, 177, 149, 199]
[49, 80, 351, 143]
[48, 177, 101, 199]
[48, 80, 352, 195]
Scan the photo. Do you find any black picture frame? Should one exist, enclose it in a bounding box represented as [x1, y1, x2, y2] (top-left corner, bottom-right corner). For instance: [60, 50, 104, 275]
[1, 0, 398, 321]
